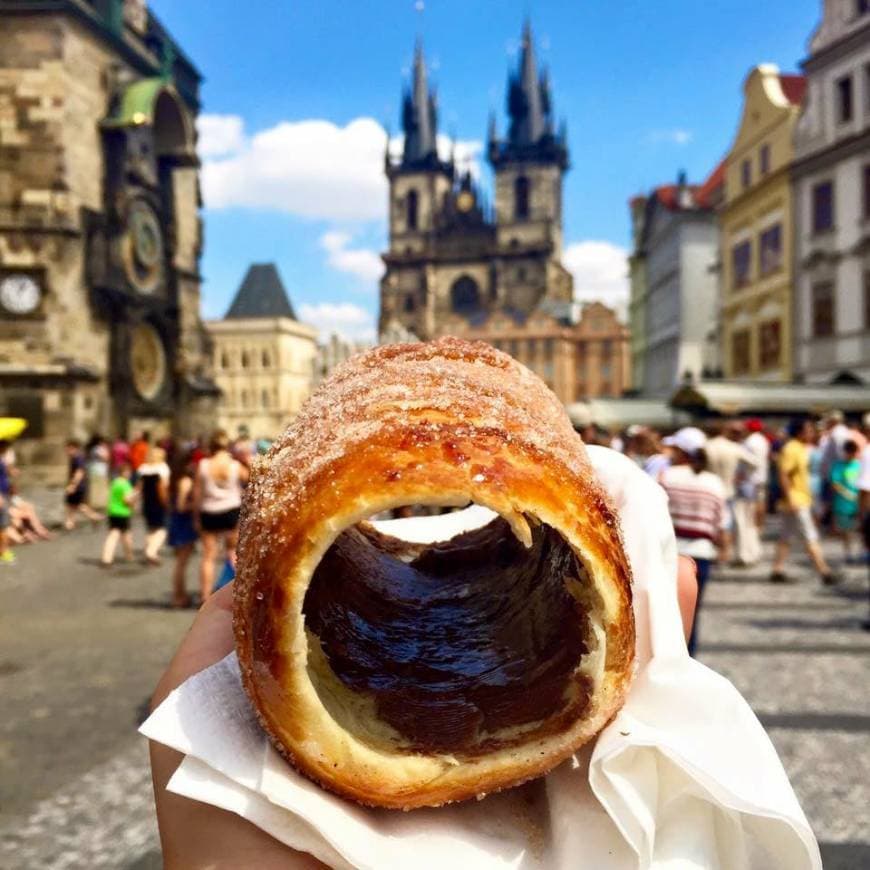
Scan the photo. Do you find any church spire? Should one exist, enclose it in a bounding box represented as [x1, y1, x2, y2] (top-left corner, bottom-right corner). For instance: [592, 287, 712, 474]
[401, 39, 439, 167]
[511, 18, 545, 145]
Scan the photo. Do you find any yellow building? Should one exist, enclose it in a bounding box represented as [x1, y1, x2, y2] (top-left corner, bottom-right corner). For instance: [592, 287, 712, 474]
[720, 65, 806, 381]
[206, 264, 317, 439]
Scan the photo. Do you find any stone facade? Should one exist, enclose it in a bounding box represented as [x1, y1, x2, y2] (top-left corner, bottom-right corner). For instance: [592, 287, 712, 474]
[627, 196, 648, 392]
[379, 24, 579, 375]
[720, 65, 806, 382]
[436, 302, 630, 405]
[0, 1, 215, 482]
[792, 0, 870, 384]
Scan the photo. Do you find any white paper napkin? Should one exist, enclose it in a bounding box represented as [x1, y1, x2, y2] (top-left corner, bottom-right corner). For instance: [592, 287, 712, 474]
[141, 447, 821, 869]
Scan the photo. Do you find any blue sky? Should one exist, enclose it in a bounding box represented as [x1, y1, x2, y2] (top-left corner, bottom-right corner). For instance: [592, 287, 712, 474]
[150, 0, 821, 340]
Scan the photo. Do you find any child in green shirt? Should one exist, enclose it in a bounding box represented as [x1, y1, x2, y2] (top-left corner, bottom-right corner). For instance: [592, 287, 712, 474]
[831, 440, 861, 563]
[101, 463, 137, 566]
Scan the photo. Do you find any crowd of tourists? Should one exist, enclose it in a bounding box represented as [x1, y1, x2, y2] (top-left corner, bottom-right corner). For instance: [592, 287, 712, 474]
[588, 410, 870, 649]
[0, 427, 264, 609]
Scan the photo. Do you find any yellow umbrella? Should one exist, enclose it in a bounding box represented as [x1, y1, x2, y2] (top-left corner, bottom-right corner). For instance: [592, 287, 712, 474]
[0, 418, 27, 440]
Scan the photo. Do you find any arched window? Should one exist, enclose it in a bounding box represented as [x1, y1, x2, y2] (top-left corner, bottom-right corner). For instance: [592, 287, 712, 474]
[406, 189, 419, 231]
[514, 176, 530, 220]
[261, 350, 270, 368]
[450, 276, 481, 315]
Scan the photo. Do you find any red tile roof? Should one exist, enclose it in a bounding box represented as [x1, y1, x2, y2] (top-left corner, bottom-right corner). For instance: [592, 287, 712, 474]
[695, 158, 725, 208]
[779, 74, 807, 106]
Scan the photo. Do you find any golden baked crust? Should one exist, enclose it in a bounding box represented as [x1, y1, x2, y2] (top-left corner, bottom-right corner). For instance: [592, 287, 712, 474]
[233, 337, 634, 809]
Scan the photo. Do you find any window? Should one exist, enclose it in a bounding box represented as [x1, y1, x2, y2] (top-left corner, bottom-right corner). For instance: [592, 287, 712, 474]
[514, 176, 530, 220]
[241, 350, 250, 368]
[759, 144, 771, 175]
[261, 350, 270, 368]
[837, 76, 854, 124]
[812, 181, 834, 233]
[507, 339, 518, 358]
[220, 352, 229, 369]
[262, 389, 270, 408]
[864, 164, 870, 219]
[759, 320, 781, 370]
[404, 294, 415, 313]
[741, 159, 751, 189]
[732, 330, 751, 375]
[812, 282, 835, 337]
[759, 223, 782, 275]
[516, 266, 527, 282]
[450, 276, 480, 315]
[406, 189, 419, 231]
[731, 240, 752, 289]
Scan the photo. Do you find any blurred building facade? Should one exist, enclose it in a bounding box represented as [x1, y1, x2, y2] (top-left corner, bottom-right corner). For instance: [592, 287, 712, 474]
[313, 333, 372, 386]
[379, 23, 610, 398]
[0, 0, 217, 480]
[720, 65, 806, 382]
[436, 301, 630, 404]
[206, 264, 316, 439]
[792, 0, 870, 384]
[628, 169, 722, 397]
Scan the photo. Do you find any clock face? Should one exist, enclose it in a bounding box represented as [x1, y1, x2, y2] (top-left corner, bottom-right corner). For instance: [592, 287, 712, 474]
[129, 323, 167, 401]
[0, 274, 41, 315]
[124, 199, 164, 294]
[456, 190, 475, 213]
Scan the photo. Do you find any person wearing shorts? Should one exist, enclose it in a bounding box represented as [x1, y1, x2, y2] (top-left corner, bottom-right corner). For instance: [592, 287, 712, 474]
[193, 431, 248, 602]
[101, 463, 136, 566]
[770, 419, 838, 586]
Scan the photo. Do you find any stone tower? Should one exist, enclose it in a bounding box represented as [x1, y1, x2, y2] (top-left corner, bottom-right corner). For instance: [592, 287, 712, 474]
[379, 22, 574, 341]
[0, 0, 218, 480]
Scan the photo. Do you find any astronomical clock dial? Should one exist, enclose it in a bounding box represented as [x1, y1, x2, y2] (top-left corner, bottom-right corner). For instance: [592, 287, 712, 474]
[129, 323, 167, 401]
[0, 273, 41, 315]
[456, 190, 475, 213]
[124, 199, 164, 295]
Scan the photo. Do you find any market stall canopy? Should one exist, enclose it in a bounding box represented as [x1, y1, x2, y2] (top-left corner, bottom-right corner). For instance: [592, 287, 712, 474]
[0, 418, 28, 440]
[670, 380, 870, 416]
[567, 398, 689, 430]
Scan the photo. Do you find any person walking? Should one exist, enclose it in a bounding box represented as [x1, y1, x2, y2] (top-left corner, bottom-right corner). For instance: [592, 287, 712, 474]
[0, 445, 14, 564]
[831, 440, 862, 563]
[129, 431, 150, 480]
[858, 413, 870, 631]
[85, 434, 110, 512]
[64, 440, 101, 530]
[770, 419, 839, 586]
[659, 427, 728, 656]
[193, 431, 248, 602]
[167, 449, 198, 608]
[110, 436, 130, 476]
[139, 446, 170, 565]
[743, 419, 770, 531]
[101, 462, 137, 566]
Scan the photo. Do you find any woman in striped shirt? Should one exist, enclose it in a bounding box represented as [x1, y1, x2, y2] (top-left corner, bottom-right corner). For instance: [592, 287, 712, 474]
[658, 427, 728, 656]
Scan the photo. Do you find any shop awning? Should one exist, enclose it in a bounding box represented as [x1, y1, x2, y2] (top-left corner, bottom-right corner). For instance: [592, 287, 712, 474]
[567, 398, 689, 430]
[670, 380, 870, 416]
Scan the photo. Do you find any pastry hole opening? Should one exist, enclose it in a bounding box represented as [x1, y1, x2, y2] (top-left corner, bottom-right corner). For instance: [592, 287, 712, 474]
[301, 505, 602, 756]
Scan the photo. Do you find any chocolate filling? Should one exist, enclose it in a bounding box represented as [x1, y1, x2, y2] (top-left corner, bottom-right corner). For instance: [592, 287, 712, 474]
[303, 516, 592, 753]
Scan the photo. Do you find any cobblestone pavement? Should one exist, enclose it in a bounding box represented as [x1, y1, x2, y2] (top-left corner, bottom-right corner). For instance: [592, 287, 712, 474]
[0, 518, 868, 868]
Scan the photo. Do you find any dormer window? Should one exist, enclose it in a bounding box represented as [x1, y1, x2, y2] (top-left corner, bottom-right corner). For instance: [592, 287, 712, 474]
[406, 189, 419, 231]
[514, 176, 530, 220]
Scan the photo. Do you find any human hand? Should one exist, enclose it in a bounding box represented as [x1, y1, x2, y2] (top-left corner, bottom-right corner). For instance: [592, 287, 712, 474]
[149, 583, 326, 869]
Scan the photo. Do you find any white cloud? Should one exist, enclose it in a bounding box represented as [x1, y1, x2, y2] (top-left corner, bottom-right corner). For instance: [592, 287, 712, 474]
[319, 231, 384, 284]
[197, 114, 245, 158]
[647, 128, 693, 146]
[198, 113, 481, 222]
[299, 302, 376, 342]
[563, 240, 629, 316]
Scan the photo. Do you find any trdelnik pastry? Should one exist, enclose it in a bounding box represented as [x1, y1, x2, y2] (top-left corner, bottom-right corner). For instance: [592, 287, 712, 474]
[234, 338, 635, 810]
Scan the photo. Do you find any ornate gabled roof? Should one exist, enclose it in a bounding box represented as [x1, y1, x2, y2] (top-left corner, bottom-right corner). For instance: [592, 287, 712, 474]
[225, 263, 297, 320]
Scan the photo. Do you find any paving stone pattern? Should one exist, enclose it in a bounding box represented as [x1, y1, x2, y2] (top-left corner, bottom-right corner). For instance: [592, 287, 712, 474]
[0, 519, 867, 868]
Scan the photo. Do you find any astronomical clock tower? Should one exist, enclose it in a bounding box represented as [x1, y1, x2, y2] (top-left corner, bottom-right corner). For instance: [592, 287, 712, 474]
[0, 0, 217, 480]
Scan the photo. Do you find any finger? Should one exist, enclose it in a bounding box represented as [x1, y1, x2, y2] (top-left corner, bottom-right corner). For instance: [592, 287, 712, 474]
[676, 555, 698, 643]
[151, 581, 235, 711]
